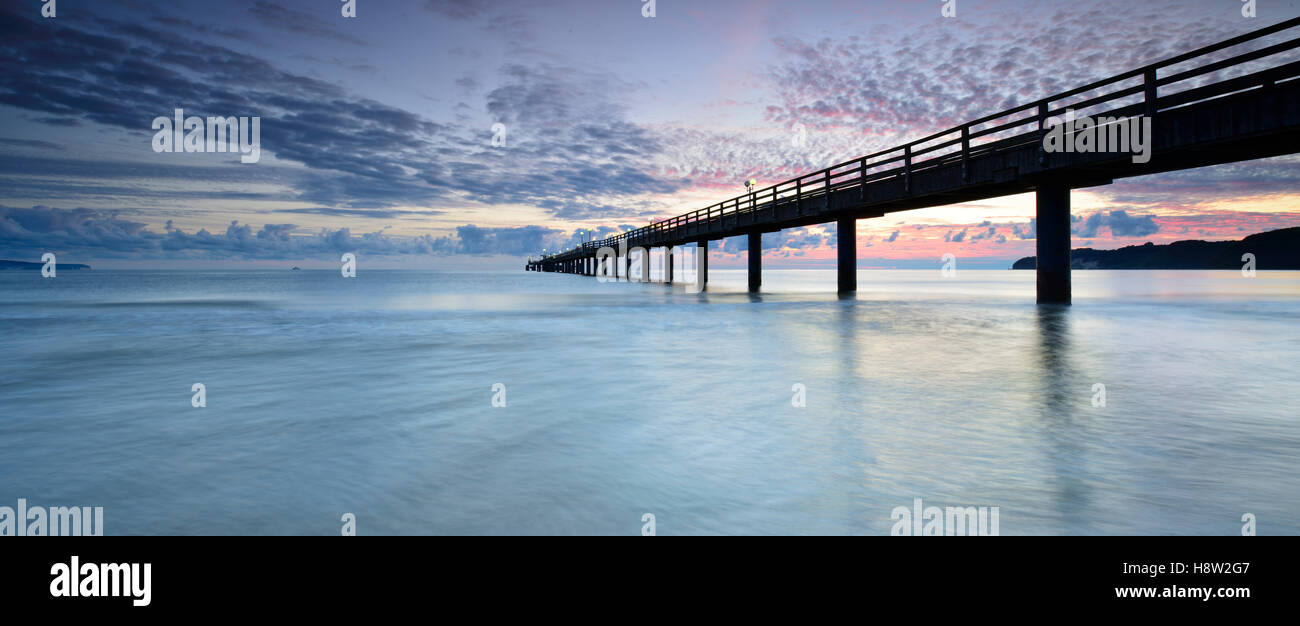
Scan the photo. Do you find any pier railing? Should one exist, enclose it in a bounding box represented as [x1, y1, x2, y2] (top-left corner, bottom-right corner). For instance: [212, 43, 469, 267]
[539, 17, 1300, 263]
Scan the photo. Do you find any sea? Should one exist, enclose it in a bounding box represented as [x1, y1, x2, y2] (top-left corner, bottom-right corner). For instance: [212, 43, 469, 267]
[1, 268, 1298, 535]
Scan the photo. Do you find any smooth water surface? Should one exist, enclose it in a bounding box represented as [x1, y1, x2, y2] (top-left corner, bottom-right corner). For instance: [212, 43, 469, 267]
[2, 268, 1297, 534]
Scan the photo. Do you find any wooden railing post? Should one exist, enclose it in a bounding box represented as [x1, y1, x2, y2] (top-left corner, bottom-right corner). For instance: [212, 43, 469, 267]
[961, 125, 970, 183]
[859, 157, 867, 201]
[1144, 68, 1158, 119]
[824, 169, 831, 212]
[1037, 102, 1049, 167]
[796, 177, 803, 216]
[904, 145, 912, 194]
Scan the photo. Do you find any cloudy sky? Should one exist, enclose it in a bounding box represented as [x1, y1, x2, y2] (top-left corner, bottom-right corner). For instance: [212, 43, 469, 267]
[1, 0, 1297, 268]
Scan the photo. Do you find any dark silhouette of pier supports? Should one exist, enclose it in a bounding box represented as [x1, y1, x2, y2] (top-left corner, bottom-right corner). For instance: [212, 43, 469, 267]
[697, 240, 708, 290]
[1036, 184, 1072, 305]
[748, 232, 761, 292]
[663, 247, 673, 284]
[837, 217, 856, 293]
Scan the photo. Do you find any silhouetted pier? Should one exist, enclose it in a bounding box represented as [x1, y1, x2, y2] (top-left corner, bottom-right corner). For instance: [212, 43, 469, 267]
[528, 19, 1300, 304]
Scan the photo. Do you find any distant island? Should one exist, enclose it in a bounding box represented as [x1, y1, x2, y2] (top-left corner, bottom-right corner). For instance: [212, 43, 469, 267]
[0, 259, 91, 271]
[1012, 227, 1300, 269]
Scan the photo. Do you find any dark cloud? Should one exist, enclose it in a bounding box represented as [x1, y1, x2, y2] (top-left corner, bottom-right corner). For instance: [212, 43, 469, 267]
[272, 207, 446, 219]
[1013, 219, 1036, 240]
[0, 205, 567, 260]
[0, 5, 685, 219]
[1074, 210, 1160, 238]
[0, 138, 62, 150]
[247, 1, 368, 46]
[150, 14, 254, 42]
[27, 116, 81, 127]
[969, 225, 999, 243]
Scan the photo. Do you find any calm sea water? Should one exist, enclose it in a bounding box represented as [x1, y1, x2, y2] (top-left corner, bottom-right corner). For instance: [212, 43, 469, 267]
[1, 268, 1298, 535]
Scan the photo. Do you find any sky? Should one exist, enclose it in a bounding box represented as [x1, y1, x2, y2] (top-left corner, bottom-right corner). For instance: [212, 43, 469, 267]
[1, 0, 1298, 269]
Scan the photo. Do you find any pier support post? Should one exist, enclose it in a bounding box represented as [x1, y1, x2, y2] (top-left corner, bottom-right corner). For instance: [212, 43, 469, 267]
[663, 247, 674, 284]
[838, 217, 856, 293]
[1036, 184, 1072, 305]
[748, 232, 762, 292]
[697, 240, 708, 289]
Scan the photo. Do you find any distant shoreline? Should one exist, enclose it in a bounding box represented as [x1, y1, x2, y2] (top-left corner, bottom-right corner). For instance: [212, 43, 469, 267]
[1012, 227, 1300, 270]
[0, 260, 91, 271]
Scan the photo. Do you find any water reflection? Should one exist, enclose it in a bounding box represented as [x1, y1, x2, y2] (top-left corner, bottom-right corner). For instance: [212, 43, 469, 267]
[1036, 304, 1073, 418]
[1035, 304, 1093, 532]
